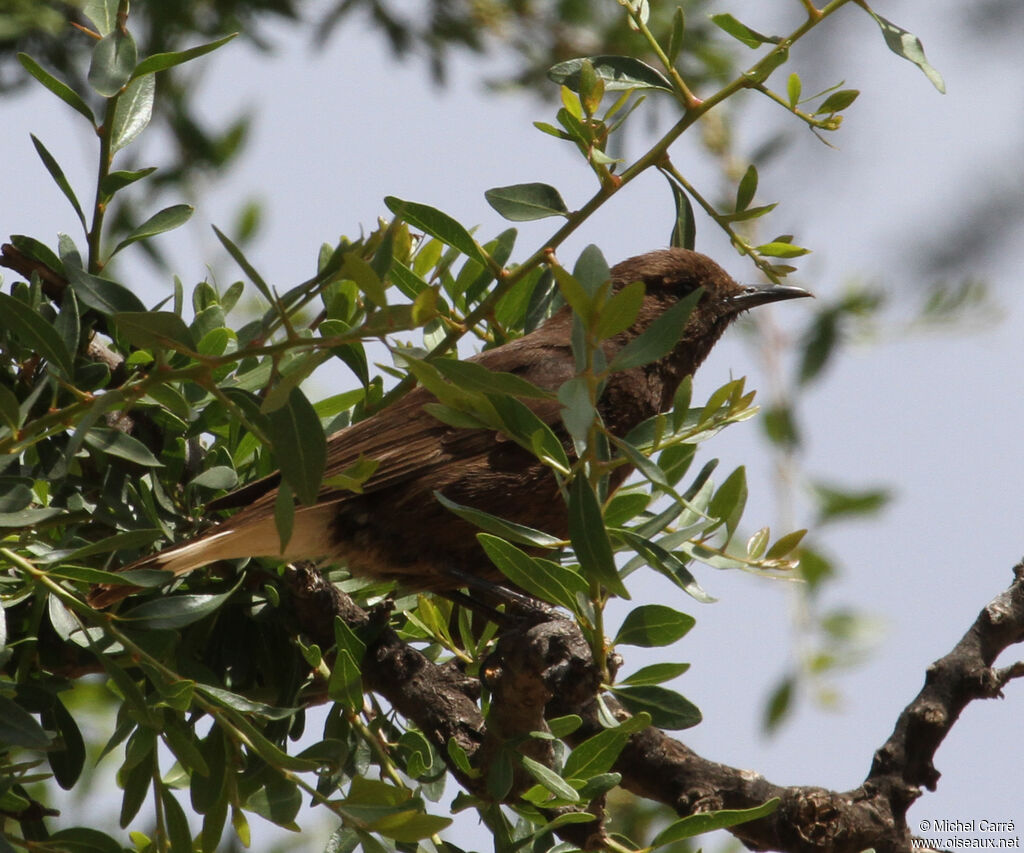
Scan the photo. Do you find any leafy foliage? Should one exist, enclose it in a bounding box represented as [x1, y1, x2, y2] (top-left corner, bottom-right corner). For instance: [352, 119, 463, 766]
[0, 0, 947, 850]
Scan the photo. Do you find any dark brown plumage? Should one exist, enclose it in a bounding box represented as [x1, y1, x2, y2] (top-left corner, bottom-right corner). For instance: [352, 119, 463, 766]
[87, 248, 810, 607]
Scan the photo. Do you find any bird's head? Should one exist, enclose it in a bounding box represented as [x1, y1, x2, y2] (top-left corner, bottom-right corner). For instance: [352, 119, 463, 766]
[607, 247, 812, 381]
[610, 247, 812, 323]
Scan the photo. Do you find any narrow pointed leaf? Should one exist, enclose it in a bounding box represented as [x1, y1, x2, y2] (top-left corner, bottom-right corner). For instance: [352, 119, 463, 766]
[100, 166, 157, 197]
[110, 73, 155, 153]
[88, 29, 137, 96]
[110, 204, 194, 257]
[485, 183, 569, 221]
[619, 662, 691, 686]
[862, 9, 945, 93]
[710, 14, 781, 48]
[435, 492, 562, 548]
[608, 287, 702, 371]
[653, 799, 780, 844]
[615, 604, 695, 647]
[0, 292, 74, 377]
[82, 0, 117, 35]
[120, 583, 242, 630]
[132, 34, 238, 77]
[610, 685, 701, 730]
[568, 476, 629, 598]
[477, 533, 588, 614]
[30, 135, 86, 229]
[265, 388, 327, 505]
[384, 197, 488, 267]
[113, 311, 197, 351]
[213, 225, 275, 303]
[667, 177, 696, 250]
[66, 265, 147, 314]
[548, 55, 672, 93]
[18, 53, 95, 123]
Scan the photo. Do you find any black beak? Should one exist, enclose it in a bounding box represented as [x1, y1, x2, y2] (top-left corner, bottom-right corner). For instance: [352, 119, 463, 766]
[729, 283, 813, 312]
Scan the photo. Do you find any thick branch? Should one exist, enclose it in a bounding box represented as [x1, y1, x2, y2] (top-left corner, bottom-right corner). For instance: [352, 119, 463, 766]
[867, 561, 1024, 795]
[288, 561, 1024, 853]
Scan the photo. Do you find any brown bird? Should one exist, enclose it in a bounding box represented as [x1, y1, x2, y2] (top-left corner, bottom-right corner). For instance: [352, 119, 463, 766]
[87, 249, 810, 608]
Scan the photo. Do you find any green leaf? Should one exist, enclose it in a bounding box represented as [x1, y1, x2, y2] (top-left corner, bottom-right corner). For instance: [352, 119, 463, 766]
[82, 0, 117, 35]
[47, 697, 86, 788]
[766, 528, 807, 560]
[520, 756, 579, 802]
[485, 183, 569, 221]
[611, 685, 701, 730]
[562, 725, 632, 780]
[756, 241, 810, 258]
[608, 287, 702, 372]
[735, 164, 758, 212]
[0, 695, 51, 749]
[432, 359, 552, 399]
[667, 177, 696, 250]
[100, 166, 157, 198]
[595, 279, 645, 340]
[435, 492, 562, 548]
[615, 529, 714, 603]
[342, 252, 388, 307]
[710, 14, 781, 48]
[162, 724, 208, 776]
[132, 33, 238, 77]
[488, 393, 571, 472]
[813, 482, 891, 524]
[121, 584, 242, 630]
[708, 465, 747, 539]
[365, 810, 452, 843]
[0, 292, 74, 377]
[246, 772, 302, 827]
[0, 383, 22, 431]
[110, 204, 194, 257]
[190, 466, 239, 492]
[384, 196, 488, 268]
[265, 387, 327, 505]
[83, 427, 162, 467]
[30, 134, 86, 229]
[548, 55, 672, 93]
[653, 798, 780, 844]
[46, 828, 125, 853]
[321, 455, 380, 493]
[66, 265, 147, 314]
[328, 649, 364, 713]
[194, 684, 299, 720]
[568, 475, 629, 598]
[668, 7, 685, 63]
[862, 8, 945, 93]
[787, 72, 802, 107]
[213, 225, 274, 304]
[619, 661, 691, 686]
[614, 604, 695, 647]
[557, 376, 595, 446]
[722, 202, 778, 223]
[815, 89, 859, 115]
[114, 311, 197, 351]
[110, 73, 155, 153]
[17, 53, 95, 124]
[477, 533, 589, 615]
[88, 28, 137, 96]
[161, 786, 194, 852]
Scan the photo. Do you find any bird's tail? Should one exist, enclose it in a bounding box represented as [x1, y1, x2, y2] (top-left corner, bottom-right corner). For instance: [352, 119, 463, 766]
[86, 503, 340, 608]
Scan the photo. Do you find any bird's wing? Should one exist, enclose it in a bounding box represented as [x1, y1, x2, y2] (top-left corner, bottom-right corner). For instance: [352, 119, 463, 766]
[229, 337, 576, 514]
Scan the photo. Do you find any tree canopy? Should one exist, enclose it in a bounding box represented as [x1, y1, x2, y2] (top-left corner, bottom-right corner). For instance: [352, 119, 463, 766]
[4, 2, 1020, 853]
